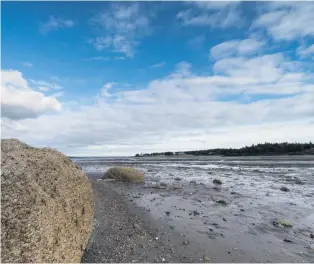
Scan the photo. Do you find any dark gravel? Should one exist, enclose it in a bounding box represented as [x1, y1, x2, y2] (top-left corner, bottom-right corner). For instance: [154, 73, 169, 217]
[81, 180, 198, 263]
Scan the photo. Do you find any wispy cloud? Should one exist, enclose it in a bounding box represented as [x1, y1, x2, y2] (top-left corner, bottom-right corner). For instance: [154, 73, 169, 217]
[150, 61, 166, 68]
[253, 2, 314, 40]
[89, 3, 152, 57]
[177, 1, 243, 28]
[297, 44, 314, 59]
[29, 79, 62, 91]
[85, 56, 110, 61]
[40, 16, 75, 35]
[210, 38, 265, 59]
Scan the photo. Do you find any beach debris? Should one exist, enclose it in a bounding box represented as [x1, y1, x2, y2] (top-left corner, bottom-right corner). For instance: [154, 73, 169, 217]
[182, 240, 189, 245]
[222, 217, 227, 222]
[189, 180, 197, 185]
[155, 237, 159, 240]
[217, 200, 227, 205]
[310, 233, 314, 239]
[208, 171, 213, 175]
[165, 211, 171, 216]
[273, 219, 293, 228]
[230, 191, 240, 195]
[280, 186, 290, 192]
[174, 177, 182, 181]
[170, 225, 175, 229]
[283, 238, 293, 243]
[161, 258, 166, 262]
[213, 178, 222, 185]
[240, 209, 245, 212]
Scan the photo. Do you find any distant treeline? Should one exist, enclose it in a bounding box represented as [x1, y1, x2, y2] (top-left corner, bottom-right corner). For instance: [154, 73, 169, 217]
[135, 142, 314, 157]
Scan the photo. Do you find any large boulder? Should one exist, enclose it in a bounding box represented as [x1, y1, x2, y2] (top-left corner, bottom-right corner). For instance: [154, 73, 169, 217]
[1, 139, 94, 263]
[104, 167, 144, 183]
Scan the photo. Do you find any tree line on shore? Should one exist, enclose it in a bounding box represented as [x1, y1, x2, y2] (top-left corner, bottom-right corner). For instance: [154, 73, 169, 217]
[135, 142, 314, 157]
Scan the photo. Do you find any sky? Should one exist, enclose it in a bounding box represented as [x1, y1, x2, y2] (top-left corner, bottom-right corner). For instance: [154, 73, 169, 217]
[1, 1, 314, 156]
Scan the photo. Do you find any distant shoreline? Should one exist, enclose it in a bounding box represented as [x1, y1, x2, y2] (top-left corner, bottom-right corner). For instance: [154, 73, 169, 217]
[135, 142, 314, 157]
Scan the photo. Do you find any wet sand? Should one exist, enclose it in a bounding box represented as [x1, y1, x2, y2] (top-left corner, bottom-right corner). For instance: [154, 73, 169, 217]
[81, 157, 314, 263]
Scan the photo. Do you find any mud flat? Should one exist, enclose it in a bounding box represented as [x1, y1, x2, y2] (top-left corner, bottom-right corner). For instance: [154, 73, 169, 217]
[80, 156, 314, 263]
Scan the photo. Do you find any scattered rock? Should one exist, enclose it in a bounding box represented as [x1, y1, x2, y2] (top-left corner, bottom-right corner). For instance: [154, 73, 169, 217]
[182, 240, 189, 245]
[231, 191, 240, 195]
[133, 223, 140, 230]
[310, 234, 314, 239]
[280, 186, 290, 192]
[189, 180, 197, 185]
[216, 200, 227, 205]
[273, 219, 293, 228]
[222, 217, 227, 222]
[240, 209, 245, 212]
[174, 177, 182, 181]
[165, 211, 171, 216]
[1, 139, 94, 263]
[213, 179, 222, 185]
[160, 182, 167, 187]
[294, 177, 303, 184]
[283, 238, 293, 243]
[192, 210, 200, 216]
[104, 167, 144, 183]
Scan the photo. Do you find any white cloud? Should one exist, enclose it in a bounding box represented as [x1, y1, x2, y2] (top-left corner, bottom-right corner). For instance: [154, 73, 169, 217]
[1, 70, 62, 120]
[90, 3, 151, 57]
[40, 16, 75, 35]
[297, 44, 314, 59]
[253, 2, 314, 40]
[2, 48, 313, 155]
[210, 38, 264, 59]
[177, 1, 243, 28]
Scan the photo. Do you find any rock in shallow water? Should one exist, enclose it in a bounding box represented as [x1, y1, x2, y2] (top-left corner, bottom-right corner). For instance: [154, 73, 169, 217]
[1, 139, 94, 263]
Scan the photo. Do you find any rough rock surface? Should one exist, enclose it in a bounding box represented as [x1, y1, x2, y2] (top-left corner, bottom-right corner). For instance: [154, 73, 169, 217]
[1, 139, 94, 263]
[104, 167, 144, 183]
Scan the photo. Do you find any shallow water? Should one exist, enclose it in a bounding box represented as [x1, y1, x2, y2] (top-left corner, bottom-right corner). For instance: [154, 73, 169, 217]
[74, 156, 314, 262]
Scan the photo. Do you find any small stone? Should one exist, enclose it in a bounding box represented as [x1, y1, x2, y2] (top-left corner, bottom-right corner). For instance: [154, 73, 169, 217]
[310, 234, 314, 239]
[182, 240, 189, 245]
[165, 211, 171, 216]
[217, 200, 227, 205]
[222, 217, 227, 222]
[189, 180, 197, 184]
[280, 186, 290, 192]
[133, 223, 140, 230]
[213, 179, 222, 185]
[240, 209, 245, 212]
[283, 238, 293, 243]
[294, 177, 303, 185]
[174, 177, 182, 181]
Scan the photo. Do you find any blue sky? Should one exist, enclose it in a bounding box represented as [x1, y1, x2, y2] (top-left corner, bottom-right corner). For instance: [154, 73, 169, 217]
[1, 1, 314, 156]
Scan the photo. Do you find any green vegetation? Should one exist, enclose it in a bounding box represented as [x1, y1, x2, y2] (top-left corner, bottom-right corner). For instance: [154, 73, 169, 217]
[103, 167, 145, 183]
[135, 142, 314, 157]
